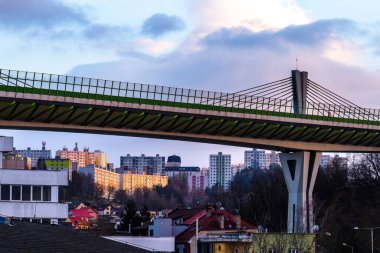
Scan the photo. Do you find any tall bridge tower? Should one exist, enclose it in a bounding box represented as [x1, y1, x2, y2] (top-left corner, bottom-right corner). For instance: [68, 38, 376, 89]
[280, 70, 321, 233]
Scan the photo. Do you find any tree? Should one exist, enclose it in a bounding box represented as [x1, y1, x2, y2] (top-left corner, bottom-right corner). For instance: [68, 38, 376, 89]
[114, 189, 128, 204]
[94, 183, 104, 201]
[106, 186, 116, 201]
[121, 199, 139, 233]
[140, 204, 151, 223]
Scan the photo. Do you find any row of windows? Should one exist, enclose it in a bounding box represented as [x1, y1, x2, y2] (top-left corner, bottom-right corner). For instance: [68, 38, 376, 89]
[0, 185, 51, 202]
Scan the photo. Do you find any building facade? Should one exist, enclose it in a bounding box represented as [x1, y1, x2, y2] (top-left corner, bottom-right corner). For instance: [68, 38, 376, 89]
[163, 166, 201, 178]
[94, 150, 107, 169]
[45, 157, 73, 181]
[187, 174, 208, 193]
[120, 172, 168, 194]
[12, 141, 51, 168]
[120, 154, 165, 175]
[209, 152, 232, 191]
[2, 154, 30, 170]
[244, 149, 280, 169]
[0, 169, 68, 223]
[56, 143, 96, 169]
[79, 165, 120, 190]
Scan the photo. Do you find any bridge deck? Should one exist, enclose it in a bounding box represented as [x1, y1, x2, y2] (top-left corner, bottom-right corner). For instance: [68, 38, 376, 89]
[0, 69, 379, 152]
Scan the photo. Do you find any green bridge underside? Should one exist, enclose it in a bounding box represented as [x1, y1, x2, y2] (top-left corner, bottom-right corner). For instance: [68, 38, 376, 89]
[0, 85, 380, 151]
[0, 84, 379, 126]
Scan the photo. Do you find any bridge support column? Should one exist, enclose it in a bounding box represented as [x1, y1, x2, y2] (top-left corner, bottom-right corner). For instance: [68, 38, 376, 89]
[279, 151, 321, 233]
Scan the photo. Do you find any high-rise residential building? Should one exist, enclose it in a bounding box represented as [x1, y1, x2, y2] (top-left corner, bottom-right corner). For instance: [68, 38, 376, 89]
[79, 165, 120, 190]
[120, 172, 168, 194]
[12, 141, 51, 168]
[244, 149, 280, 169]
[107, 163, 114, 171]
[45, 157, 73, 181]
[209, 152, 232, 191]
[188, 174, 208, 193]
[320, 154, 348, 168]
[94, 150, 107, 169]
[56, 143, 96, 170]
[231, 163, 245, 177]
[320, 154, 331, 168]
[120, 154, 165, 175]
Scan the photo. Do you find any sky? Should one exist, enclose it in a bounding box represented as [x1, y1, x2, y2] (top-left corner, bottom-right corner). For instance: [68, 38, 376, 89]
[0, 0, 380, 167]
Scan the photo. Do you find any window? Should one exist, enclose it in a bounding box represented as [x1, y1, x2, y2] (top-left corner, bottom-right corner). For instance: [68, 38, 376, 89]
[22, 186, 31, 201]
[43, 186, 51, 201]
[33, 186, 41, 201]
[1, 185, 10, 200]
[12, 185, 21, 200]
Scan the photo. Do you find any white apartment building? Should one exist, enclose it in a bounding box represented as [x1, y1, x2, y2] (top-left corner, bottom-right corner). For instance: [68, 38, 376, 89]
[0, 137, 68, 224]
[12, 141, 51, 168]
[120, 154, 165, 175]
[209, 152, 232, 191]
[244, 149, 280, 169]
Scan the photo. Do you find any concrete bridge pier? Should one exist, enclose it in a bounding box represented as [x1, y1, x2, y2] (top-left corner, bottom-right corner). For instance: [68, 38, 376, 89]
[279, 151, 321, 233]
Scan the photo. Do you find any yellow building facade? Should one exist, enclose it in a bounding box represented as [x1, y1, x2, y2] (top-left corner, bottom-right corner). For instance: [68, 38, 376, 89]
[120, 172, 168, 193]
[93, 167, 120, 190]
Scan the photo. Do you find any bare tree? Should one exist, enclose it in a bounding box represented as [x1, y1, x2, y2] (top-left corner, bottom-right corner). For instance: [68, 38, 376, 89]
[252, 232, 270, 253]
[106, 186, 116, 201]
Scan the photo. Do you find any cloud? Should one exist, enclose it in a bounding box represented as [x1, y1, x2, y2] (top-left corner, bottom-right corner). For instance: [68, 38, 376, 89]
[142, 13, 186, 37]
[186, 0, 309, 32]
[68, 18, 380, 108]
[83, 24, 130, 45]
[0, 0, 88, 30]
[202, 19, 355, 49]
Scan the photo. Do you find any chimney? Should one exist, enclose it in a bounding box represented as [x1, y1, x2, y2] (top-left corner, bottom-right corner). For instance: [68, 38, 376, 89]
[217, 213, 224, 230]
[235, 212, 241, 229]
[177, 204, 183, 210]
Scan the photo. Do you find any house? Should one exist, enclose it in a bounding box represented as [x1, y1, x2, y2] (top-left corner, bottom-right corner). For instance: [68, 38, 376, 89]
[175, 206, 257, 253]
[97, 204, 114, 216]
[68, 207, 98, 229]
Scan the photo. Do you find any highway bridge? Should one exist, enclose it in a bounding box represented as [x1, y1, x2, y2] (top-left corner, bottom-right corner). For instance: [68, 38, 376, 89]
[0, 68, 379, 233]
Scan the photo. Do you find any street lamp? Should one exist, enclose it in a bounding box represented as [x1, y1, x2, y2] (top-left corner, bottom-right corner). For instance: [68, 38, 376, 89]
[342, 243, 354, 253]
[354, 226, 380, 253]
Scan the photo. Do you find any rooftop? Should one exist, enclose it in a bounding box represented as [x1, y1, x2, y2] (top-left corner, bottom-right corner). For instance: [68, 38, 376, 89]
[0, 221, 149, 253]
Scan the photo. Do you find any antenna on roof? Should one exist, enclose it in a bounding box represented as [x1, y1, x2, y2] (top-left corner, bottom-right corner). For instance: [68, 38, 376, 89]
[296, 57, 298, 70]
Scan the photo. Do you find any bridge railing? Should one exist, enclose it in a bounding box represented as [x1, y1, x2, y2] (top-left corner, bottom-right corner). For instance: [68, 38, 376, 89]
[0, 69, 295, 113]
[0, 69, 379, 125]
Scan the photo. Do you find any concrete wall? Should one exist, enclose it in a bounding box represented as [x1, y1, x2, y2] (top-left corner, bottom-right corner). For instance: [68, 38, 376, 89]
[0, 202, 68, 219]
[0, 169, 68, 186]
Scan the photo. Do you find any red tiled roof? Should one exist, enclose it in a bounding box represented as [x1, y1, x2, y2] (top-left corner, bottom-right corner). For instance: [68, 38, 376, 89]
[69, 217, 89, 227]
[70, 208, 94, 218]
[175, 210, 256, 243]
[168, 208, 204, 222]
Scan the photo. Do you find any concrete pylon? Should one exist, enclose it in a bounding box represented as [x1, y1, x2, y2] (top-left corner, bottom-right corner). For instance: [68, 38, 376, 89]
[279, 151, 321, 233]
[291, 70, 308, 114]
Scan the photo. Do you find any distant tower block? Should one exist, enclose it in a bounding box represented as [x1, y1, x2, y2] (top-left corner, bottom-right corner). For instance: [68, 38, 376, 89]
[279, 151, 321, 233]
[0, 136, 14, 169]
